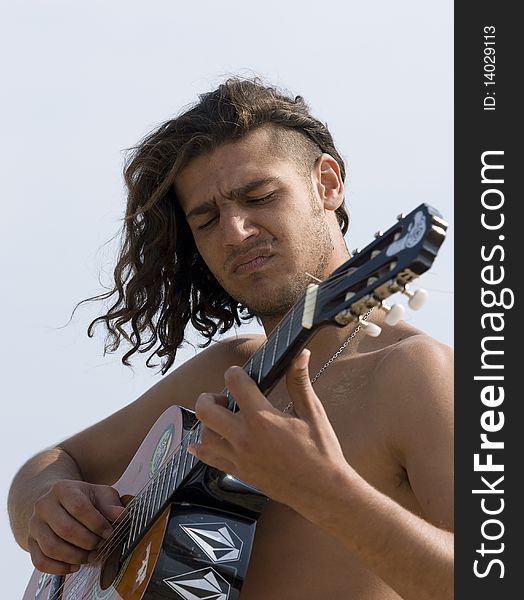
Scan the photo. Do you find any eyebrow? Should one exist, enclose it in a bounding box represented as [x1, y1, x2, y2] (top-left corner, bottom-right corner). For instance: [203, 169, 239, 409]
[185, 176, 281, 220]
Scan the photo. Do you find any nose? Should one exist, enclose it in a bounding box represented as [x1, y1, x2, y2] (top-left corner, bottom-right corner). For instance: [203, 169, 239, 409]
[221, 209, 259, 245]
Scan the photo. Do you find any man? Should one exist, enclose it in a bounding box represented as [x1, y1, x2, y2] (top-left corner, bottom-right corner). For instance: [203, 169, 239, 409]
[8, 78, 453, 600]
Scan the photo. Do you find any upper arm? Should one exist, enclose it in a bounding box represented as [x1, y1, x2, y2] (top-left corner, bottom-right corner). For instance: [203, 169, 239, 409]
[59, 334, 265, 485]
[375, 336, 454, 530]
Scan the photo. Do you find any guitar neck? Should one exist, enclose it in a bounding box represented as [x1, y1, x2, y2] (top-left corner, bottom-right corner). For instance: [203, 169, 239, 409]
[228, 292, 317, 409]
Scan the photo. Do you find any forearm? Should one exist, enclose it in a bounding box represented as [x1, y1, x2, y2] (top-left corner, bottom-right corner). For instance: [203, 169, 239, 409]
[8, 447, 84, 550]
[297, 466, 453, 600]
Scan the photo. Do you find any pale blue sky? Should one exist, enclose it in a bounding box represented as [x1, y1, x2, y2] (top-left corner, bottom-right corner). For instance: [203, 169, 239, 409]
[0, 2, 452, 596]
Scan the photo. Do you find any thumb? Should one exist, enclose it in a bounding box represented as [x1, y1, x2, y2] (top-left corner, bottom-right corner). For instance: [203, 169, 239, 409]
[285, 349, 320, 419]
[91, 485, 127, 523]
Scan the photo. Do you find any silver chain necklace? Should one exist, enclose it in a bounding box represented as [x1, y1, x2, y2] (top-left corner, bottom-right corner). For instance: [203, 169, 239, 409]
[282, 307, 374, 414]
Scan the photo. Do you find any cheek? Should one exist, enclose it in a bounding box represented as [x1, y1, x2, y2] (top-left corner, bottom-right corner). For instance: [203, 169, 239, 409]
[194, 236, 223, 273]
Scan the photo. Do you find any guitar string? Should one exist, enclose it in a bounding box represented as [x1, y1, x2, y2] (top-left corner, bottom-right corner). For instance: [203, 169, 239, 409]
[54, 259, 398, 598]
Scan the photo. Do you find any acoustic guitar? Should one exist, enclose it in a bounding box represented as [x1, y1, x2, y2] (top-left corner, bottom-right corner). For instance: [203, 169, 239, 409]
[23, 203, 447, 600]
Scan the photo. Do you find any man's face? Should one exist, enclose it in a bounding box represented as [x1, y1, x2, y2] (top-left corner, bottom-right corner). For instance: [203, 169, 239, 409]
[175, 127, 340, 318]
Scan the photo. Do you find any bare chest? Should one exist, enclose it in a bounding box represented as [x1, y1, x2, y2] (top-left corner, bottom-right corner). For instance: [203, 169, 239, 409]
[239, 365, 420, 599]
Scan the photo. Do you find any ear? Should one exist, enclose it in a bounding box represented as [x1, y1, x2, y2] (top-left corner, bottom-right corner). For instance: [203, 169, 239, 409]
[312, 153, 345, 212]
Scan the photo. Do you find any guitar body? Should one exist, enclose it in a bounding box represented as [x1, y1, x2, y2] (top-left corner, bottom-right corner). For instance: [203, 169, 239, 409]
[23, 405, 265, 600]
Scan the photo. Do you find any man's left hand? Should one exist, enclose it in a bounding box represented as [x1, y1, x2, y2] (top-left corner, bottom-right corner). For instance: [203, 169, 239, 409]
[188, 350, 351, 513]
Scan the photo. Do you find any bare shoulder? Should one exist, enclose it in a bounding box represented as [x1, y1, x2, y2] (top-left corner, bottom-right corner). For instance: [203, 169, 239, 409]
[370, 334, 454, 527]
[370, 334, 453, 431]
[374, 333, 453, 385]
[164, 333, 267, 402]
[59, 332, 265, 485]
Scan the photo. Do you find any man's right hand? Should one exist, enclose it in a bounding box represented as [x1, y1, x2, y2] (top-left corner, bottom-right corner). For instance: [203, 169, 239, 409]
[27, 480, 126, 575]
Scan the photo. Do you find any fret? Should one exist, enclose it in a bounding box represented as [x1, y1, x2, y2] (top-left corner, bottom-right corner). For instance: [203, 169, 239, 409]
[247, 345, 264, 385]
[129, 495, 143, 549]
[188, 426, 200, 470]
[173, 442, 183, 489]
[174, 435, 187, 488]
[122, 501, 138, 553]
[132, 495, 147, 548]
[257, 343, 267, 384]
[195, 423, 202, 444]
[285, 305, 295, 347]
[151, 468, 162, 516]
[164, 452, 177, 502]
[173, 436, 186, 491]
[141, 481, 154, 532]
[272, 314, 291, 369]
[291, 300, 305, 341]
[180, 433, 192, 481]
[269, 308, 299, 373]
[270, 325, 280, 366]
[135, 487, 149, 543]
[156, 457, 169, 510]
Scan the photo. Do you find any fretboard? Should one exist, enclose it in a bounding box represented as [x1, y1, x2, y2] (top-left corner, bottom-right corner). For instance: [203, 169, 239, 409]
[230, 295, 314, 408]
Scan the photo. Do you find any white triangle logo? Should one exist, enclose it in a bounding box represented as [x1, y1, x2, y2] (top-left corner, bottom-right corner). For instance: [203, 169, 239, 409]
[180, 522, 243, 563]
[164, 567, 230, 600]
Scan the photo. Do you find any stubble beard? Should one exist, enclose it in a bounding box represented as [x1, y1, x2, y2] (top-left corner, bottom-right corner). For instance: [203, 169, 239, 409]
[233, 211, 334, 319]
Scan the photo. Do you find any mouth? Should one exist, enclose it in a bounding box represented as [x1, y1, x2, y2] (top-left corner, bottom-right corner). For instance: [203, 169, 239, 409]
[230, 247, 273, 275]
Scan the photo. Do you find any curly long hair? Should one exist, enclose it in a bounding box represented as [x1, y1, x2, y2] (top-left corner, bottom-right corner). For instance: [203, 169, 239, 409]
[87, 77, 350, 373]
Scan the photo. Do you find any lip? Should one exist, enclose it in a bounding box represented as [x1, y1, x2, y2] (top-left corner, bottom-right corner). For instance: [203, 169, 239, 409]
[230, 247, 273, 274]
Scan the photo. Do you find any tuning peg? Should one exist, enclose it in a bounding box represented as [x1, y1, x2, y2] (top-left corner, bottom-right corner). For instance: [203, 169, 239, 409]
[402, 287, 429, 310]
[374, 230, 383, 238]
[381, 302, 405, 326]
[397, 212, 406, 220]
[351, 248, 360, 256]
[359, 319, 382, 337]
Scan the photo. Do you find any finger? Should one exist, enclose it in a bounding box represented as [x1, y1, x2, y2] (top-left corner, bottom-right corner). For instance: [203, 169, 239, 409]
[59, 489, 115, 539]
[29, 536, 80, 575]
[38, 523, 91, 564]
[200, 424, 227, 446]
[90, 486, 128, 526]
[224, 366, 273, 413]
[195, 393, 237, 440]
[285, 350, 325, 420]
[44, 504, 101, 551]
[188, 440, 237, 474]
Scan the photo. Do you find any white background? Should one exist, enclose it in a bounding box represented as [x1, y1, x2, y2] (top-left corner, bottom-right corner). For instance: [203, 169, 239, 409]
[0, 1, 453, 597]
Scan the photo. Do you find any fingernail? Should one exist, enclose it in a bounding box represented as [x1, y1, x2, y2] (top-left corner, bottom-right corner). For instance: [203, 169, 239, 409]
[102, 527, 113, 539]
[88, 549, 99, 563]
[297, 350, 310, 369]
[69, 565, 80, 573]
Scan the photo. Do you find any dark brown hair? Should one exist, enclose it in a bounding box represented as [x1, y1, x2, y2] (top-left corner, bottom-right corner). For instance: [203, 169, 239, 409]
[87, 77, 349, 373]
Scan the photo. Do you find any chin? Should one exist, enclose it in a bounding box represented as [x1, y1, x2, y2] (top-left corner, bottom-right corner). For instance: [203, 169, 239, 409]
[237, 284, 303, 318]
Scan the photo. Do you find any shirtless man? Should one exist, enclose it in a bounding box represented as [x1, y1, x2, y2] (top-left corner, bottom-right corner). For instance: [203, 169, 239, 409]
[8, 78, 453, 600]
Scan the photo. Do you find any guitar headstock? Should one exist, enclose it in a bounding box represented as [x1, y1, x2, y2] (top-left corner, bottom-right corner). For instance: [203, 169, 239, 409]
[301, 204, 447, 332]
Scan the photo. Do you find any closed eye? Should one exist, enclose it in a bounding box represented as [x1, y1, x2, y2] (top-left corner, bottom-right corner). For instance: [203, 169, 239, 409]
[197, 193, 275, 230]
[197, 215, 219, 230]
[246, 192, 276, 204]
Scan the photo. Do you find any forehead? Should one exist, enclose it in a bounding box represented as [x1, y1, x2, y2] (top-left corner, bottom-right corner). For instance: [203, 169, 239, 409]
[174, 127, 300, 211]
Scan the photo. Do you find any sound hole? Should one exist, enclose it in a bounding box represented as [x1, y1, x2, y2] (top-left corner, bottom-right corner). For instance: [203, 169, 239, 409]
[99, 537, 126, 590]
[99, 494, 132, 591]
